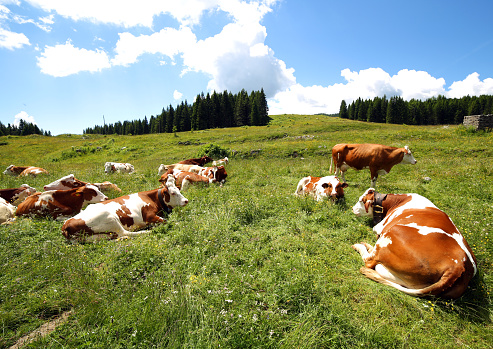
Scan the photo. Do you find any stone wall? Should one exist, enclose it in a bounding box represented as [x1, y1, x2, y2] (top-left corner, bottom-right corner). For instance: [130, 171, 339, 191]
[463, 114, 493, 130]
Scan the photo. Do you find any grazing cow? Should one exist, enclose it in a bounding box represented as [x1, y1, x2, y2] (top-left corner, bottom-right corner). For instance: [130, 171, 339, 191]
[351, 188, 477, 299]
[0, 197, 16, 224]
[104, 162, 135, 174]
[160, 169, 213, 190]
[294, 175, 348, 201]
[197, 166, 228, 184]
[16, 185, 108, 220]
[61, 175, 188, 242]
[178, 156, 214, 166]
[44, 174, 122, 192]
[212, 157, 229, 166]
[329, 144, 417, 187]
[3, 165, 49, 177]
[0, 184, 37, 205]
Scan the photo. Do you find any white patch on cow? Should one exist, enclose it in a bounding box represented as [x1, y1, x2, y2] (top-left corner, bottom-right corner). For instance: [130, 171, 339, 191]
[400, 146, 417, 165]
[401, 222, 477, 275]
[0, 197, 16, 223]
[44, 174, 77, 190]
[36, 191, 55, 207]
[375, 263, 406, 284]
[352, 188, 375, 217]
[376, 235, 392, 248]
[158, 164, 166, 176]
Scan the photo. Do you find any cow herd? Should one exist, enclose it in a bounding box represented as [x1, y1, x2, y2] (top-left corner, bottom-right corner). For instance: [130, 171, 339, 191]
[0, 144, 478, 299]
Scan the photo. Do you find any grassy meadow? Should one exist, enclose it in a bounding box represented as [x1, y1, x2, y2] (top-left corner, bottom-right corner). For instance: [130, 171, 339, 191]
[0, 115, 492, 348]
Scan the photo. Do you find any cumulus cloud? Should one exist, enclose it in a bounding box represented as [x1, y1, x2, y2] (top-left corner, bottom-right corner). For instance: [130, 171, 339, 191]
[173, 90, 183, 100]
[111, 27, 196, 67]
[25, 0, 222, 27]
[269, 68, 450, 115]
[0, 27, 30, 49]
[14, 111, 36, 126]
[446, 72, 493, 99]
[37, 40, 111, 77]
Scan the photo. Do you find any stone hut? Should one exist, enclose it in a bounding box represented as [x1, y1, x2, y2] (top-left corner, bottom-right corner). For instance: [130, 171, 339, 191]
[463, 114, 493, 130]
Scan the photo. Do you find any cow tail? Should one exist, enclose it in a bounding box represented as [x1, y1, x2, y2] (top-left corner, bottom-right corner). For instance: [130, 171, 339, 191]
[360, 265, 466, 298]
[329, 155, 334, 173]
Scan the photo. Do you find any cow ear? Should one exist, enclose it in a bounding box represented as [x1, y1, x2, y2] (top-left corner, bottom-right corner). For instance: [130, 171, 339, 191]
[341, 183, 349, 188]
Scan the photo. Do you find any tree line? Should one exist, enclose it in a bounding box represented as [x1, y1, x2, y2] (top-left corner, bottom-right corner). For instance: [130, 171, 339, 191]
[0, 119, 51, 137]
[339, 94, 493, 125]
[84, 89, 270, 135]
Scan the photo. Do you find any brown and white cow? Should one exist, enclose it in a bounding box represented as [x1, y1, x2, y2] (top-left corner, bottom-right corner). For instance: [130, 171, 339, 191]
[0, 184, 37, 205]
[294, 175, 348, 201]
[158, 163, 203, 176]
[0, 197, 16, 224]
[16, 185, 108, 220]
[160, 169, 213, 190]
[44, 174, 122, 192]
[212, 157, 229, 166]
[3, 165, 49, 177]
[329, 144, 417, 187]
[351, 188, 477, 299]
[104, 162, 135, 174]
[61, 175, 188, 242]
[178, 156, 214, 166]
[197, 166, 228, 184]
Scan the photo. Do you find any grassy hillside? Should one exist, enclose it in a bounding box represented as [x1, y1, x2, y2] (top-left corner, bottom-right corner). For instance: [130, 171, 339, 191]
[1, 115, 492, 348]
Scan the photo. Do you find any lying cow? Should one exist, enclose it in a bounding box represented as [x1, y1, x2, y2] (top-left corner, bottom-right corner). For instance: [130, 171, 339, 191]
[104, 162, 135, 174]
[351, 188, 477, 299]
[16, 185, 108, 220]
[197, 166, 228, 184]
[61, 175, 188, 242]
[178, 156, 214, 166]
[160, 169, 213, 190]
[44, 174, 122, 192]
[0, 197, 16, 224]
[0, 184, 37, 205]
[212, 157, 229, 166]
[294, 175, 348, 201]
[158, 163, 201, 176]
[329, 144, 417, 187]
[3, 165, 49, 177]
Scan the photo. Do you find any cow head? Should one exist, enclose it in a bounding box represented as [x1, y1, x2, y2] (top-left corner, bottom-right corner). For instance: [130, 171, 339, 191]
[44, 174, 87, 191]
[163, 174, 188, 208]
[214, 166, 228, 184]
[401, 146, 417, 165]
[3, 165, 15, 176]
[320, 176, 348, 200]
[157, 164, 167, 176]
[13, 184, 37, 204]
[352, 188, 377, 217]
[201, 156, 214, 164]
[75, 185, 108, 204]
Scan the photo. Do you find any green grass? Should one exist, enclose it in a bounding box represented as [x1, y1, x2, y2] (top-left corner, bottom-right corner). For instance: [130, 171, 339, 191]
[1, 115, 492, 348]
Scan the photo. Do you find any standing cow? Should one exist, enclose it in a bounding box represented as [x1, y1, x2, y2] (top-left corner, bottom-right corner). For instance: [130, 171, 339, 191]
[329, 143, 417, 187]
[351, 188, 477, 299]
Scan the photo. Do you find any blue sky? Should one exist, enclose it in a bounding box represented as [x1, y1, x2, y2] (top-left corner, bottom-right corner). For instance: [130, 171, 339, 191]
[1, 0, 493, 135]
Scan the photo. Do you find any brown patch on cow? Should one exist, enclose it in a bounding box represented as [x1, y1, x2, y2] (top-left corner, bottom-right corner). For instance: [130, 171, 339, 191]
[116, 205, 135, 228]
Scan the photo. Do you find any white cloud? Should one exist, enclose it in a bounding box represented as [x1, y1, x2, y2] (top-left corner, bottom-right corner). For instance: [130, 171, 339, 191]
[14, 111, 36, 126]
[446, 72, 493, 99]
[111, 27, 196, 67]
[0, 27, 30, 50]
[269, 68, 450, 115]
[25, 0, 223, 27]
[173, 90, 183, 100]
[37, 40, 111, 77]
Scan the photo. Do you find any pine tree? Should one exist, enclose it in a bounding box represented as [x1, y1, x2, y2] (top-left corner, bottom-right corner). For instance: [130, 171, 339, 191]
[339, 100, 348, 119]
